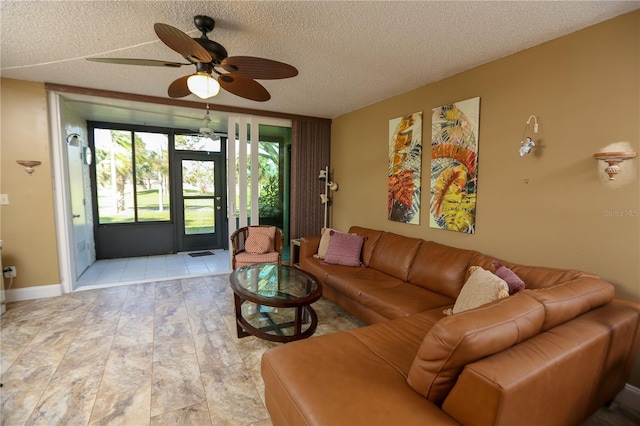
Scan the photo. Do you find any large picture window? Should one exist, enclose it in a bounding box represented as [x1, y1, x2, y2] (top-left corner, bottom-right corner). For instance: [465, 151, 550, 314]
[94, 129, 170, 224]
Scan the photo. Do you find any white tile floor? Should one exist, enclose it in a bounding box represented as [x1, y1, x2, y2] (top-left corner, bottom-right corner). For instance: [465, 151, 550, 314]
[75, 250, 232, 290]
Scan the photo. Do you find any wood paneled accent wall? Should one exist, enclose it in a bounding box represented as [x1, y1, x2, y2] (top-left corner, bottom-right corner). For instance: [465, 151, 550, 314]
[290, 120, 331, 239]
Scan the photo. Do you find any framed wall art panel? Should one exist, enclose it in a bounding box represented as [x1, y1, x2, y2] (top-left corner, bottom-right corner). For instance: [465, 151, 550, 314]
[388, 112, 423, 224]
[430, 97, 480, 234]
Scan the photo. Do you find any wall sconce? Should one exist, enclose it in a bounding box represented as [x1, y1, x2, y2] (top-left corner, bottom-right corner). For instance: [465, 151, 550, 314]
[66, 133, 81, 146]
[593, 151, 637, 180]
[16, 160, 42, 176]
[519, 115, 539, 157]
[319, 166, 339, 229]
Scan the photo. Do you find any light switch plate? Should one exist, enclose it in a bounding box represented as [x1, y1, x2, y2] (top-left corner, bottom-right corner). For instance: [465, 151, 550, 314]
[0, 194, 9, 205]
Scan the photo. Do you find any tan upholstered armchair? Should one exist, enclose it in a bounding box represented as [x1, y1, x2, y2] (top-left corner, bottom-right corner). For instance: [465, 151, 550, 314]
[230, 225, 284, 269]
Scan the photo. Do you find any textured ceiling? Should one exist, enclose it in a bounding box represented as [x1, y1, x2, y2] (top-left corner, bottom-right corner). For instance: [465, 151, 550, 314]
[2, 1, 638, 129]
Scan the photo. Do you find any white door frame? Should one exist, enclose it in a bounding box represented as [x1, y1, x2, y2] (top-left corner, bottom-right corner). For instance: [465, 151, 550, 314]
[226, 115, 291, 265]
[49, 92, 75, 294]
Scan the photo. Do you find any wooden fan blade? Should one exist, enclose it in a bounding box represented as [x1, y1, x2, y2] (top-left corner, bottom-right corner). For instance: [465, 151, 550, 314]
[218, 74, 271, 102]
[168, 75, 192, 98]
[154, 23, 212, 63]
[221, 56, 298, 80]
[86, 58, 188, 68]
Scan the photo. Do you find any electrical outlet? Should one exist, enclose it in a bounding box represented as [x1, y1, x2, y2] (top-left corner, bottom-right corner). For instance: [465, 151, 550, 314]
[3, 266, 16, 278]
[0, 194, 8, 205]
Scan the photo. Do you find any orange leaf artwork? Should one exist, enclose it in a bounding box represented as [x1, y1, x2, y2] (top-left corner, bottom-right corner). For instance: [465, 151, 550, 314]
[388, 169, 415, 212]
[388, 112, 422, 224]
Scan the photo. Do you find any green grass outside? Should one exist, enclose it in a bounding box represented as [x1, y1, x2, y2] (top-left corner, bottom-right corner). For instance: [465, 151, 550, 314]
[99, 188, 216, 234]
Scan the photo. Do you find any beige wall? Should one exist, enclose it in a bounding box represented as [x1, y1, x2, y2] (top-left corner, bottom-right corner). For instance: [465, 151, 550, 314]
[331, 11, 640, 385]
[1, 78, 60, 289]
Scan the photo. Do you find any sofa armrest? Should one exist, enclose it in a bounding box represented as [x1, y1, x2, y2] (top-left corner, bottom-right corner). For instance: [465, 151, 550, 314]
[442, 335, 599, 426]
[441, 301, 640, 426]
[300, 236, 320, 260]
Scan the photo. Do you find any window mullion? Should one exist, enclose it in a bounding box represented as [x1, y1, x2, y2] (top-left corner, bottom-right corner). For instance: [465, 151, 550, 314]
[132, 130, 139, 223]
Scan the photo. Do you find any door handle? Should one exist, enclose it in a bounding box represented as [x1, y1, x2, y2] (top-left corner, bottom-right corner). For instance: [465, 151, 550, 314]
[72, 214, 80, 219]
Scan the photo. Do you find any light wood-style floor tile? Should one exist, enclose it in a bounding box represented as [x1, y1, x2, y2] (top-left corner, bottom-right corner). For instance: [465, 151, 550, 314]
[149, 401, 211, 426]
[89, 386, 151, 426]
[25, 372, 102, 425]
[1, 273, 633, 426]
[201, 364, 269, 425]
[97, 343, 153, 398]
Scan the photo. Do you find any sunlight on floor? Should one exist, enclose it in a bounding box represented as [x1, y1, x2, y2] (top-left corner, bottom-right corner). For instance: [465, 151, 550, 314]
[75, 250, 231, 290]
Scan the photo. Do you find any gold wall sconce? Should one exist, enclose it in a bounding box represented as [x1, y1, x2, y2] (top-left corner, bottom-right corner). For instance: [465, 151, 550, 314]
[593, 151, 637, 180]
[16, 160, 42, 176]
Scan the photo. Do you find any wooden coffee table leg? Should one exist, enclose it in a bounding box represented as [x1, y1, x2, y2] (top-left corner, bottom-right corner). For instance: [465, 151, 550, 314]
[294, 306, 303, 335]
[233, 293, 249, 338]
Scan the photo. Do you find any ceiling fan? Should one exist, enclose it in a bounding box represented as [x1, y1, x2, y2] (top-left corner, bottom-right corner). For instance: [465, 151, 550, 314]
[87, 15, 298, 102]
[188, 106, 226, 139]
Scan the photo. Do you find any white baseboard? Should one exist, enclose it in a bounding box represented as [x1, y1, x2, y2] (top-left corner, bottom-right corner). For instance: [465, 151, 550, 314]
[615, 383, 640, 415]
[5, 284, 63, 302]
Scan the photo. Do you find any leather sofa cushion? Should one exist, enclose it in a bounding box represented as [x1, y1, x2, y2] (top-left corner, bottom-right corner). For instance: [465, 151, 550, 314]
[349, 226, 384, 266]
[408, 241, 476, 299]
[359, 284, 454, 320]
[262, 330, 460, 426]
[325, 267, 404, 301]
[468, 252, 589, 290]
[511, 265, 592, 290]
[349, 308, 447, 376]
[368, 231, 422, 281]
[300, 254, 331, 282]
[407, 292, 545, 405]
[525, 277, 615, 330]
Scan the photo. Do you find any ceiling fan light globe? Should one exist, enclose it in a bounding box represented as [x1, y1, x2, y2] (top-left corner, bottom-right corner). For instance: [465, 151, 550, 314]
[187, 73, 220, 99]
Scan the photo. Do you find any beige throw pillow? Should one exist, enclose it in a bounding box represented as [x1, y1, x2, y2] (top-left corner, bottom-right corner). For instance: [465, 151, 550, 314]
[315, 227, 337, 259]
[449, 266, 510, 314]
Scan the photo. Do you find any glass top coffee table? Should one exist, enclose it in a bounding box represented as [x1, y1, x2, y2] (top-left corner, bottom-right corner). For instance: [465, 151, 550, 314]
[230, 263, 322, 343]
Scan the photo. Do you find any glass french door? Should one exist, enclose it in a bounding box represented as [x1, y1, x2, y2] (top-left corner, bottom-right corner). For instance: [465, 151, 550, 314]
[174, 151, 225, 252]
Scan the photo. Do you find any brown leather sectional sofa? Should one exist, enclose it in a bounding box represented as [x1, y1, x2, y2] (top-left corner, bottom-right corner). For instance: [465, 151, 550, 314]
[261, 226, 640, 425]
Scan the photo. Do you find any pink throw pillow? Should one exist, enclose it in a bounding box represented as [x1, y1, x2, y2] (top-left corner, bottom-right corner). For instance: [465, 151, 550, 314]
[245, 226, 276, 254]
[323, 231, 365, 267]
[245, 232, 272, 254]
[492, 261, 525, 295]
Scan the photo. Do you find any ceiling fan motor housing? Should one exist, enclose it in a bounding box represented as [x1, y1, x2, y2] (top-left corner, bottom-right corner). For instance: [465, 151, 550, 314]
[192, 15, 228, 62]
[194, 15, 215, 33]
[194, 38, 228, 63]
